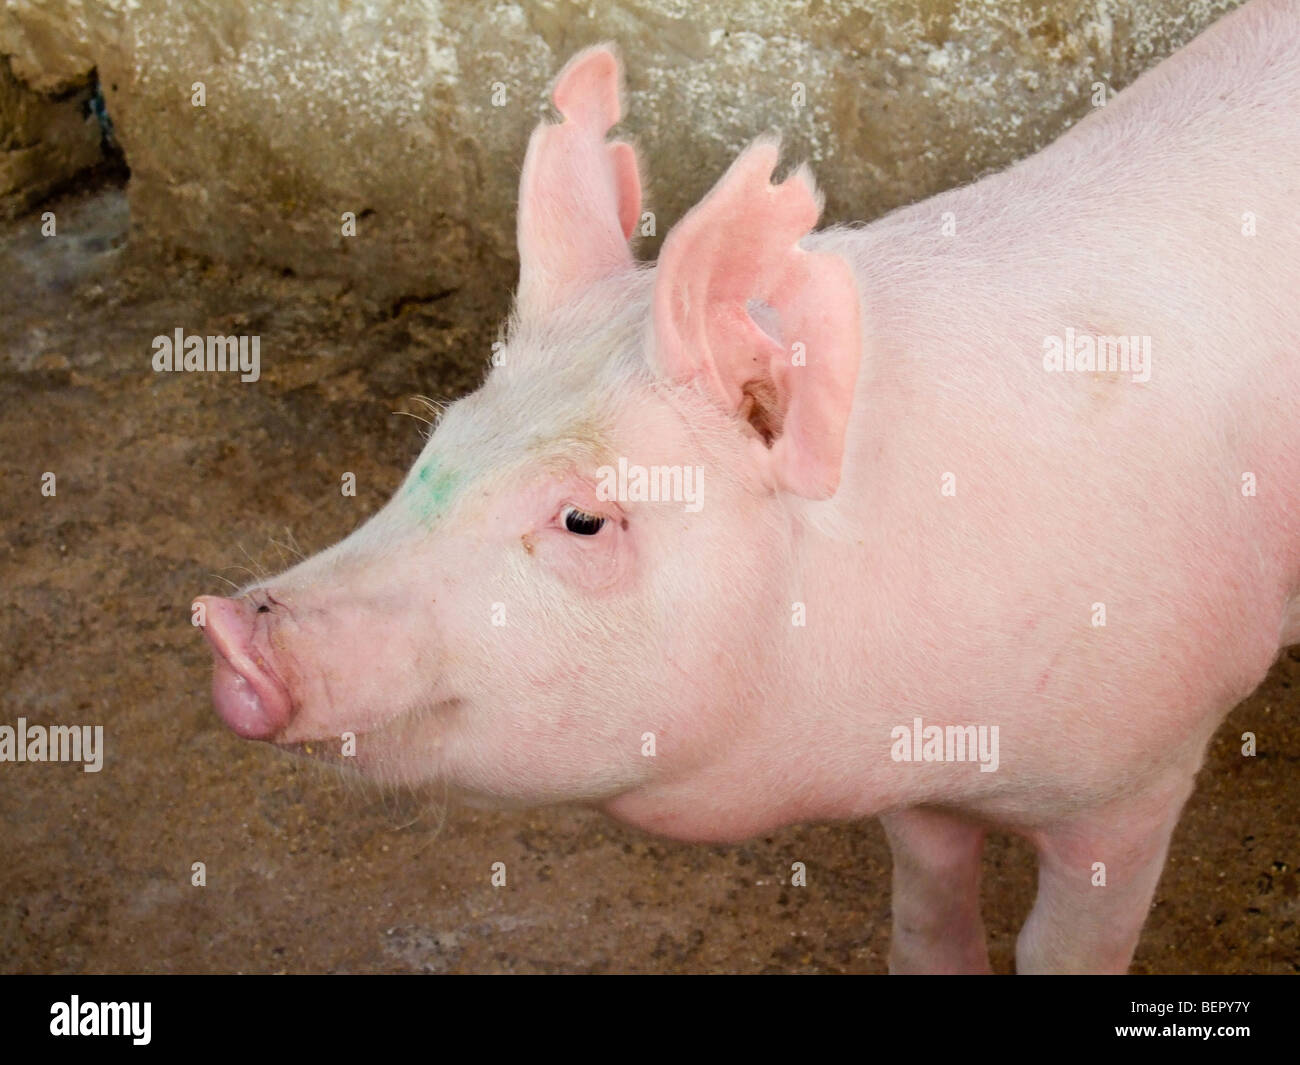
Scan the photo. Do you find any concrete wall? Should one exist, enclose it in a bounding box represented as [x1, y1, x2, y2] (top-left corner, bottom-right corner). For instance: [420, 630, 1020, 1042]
[0, 52, 101, 218]
[1, 0, 1244, 300]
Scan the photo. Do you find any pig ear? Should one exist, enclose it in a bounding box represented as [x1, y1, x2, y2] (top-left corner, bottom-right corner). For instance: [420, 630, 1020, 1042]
[651, 139, 861, 500]
[516, 45, 642, 316]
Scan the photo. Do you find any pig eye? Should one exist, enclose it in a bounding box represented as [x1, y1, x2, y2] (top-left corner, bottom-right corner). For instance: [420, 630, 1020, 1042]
[561, 505, 606, 536]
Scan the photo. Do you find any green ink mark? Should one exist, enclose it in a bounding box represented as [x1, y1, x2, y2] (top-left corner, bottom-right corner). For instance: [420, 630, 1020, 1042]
[405, 458, 461, 522]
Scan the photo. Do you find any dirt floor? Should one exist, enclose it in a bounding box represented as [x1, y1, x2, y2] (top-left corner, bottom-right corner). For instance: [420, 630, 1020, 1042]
[1, 179, 1296, 974]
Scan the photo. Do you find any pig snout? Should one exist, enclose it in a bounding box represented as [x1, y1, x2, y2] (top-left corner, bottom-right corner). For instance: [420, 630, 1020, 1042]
[194, 594, 292, 740]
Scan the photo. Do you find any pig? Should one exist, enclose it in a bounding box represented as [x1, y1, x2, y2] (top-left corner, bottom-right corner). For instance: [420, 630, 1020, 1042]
[195, 0, 1300, 974]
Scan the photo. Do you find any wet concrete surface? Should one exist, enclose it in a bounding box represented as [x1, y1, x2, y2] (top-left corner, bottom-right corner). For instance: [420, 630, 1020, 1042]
[1, 182, 1296, 973]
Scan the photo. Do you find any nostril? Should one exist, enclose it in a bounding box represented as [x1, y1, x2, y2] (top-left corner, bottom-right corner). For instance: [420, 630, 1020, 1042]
[257, 605, 270, 613]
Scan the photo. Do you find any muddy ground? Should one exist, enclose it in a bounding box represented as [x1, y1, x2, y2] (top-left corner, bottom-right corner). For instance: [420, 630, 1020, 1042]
[1, 179, 1296, 974]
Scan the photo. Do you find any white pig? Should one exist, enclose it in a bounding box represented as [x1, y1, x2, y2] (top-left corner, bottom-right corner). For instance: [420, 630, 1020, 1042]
[196, 0, 1300, 973]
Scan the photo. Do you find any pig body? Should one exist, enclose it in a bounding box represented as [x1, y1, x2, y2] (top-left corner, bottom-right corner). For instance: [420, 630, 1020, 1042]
[198, 0, 1300, 973]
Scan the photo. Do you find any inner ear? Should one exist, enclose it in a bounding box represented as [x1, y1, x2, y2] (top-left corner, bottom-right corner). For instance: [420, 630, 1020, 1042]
[739, 377, 783, 446]
[739, 300, 786, 446]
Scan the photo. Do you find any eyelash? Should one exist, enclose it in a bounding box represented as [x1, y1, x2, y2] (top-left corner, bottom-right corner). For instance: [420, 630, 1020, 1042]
[560, 504, 607, 536]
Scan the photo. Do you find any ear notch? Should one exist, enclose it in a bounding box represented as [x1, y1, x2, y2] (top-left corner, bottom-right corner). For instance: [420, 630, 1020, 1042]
[516, 44, 643, 317]
[652, 138, 861, 500]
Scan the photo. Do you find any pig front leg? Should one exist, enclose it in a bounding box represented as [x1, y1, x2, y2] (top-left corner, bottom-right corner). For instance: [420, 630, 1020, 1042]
[882, 806, 993, 974]
[1015, 775, 1196, 974]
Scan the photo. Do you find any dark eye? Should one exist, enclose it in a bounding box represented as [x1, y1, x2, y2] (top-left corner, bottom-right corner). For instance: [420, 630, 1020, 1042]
[561, 505, 606, 536]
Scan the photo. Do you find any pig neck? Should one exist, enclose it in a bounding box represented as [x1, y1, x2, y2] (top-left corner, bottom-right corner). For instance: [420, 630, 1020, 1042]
[605, 223, 1021, 844]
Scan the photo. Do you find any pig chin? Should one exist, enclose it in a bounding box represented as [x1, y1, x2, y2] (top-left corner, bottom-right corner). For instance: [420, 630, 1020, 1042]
[276, 697, 459, 787]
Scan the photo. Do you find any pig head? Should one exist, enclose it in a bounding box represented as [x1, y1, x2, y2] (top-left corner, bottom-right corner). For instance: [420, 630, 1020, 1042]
[195, 45, 861, 810]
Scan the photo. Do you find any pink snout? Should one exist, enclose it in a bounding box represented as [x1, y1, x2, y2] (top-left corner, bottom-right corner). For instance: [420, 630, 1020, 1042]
[194, 594, 292, 740]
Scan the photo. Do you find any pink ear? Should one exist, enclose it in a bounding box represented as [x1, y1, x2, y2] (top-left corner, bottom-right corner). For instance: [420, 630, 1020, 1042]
[516, 45, 642, 316]
[652, 138, 861, 499]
